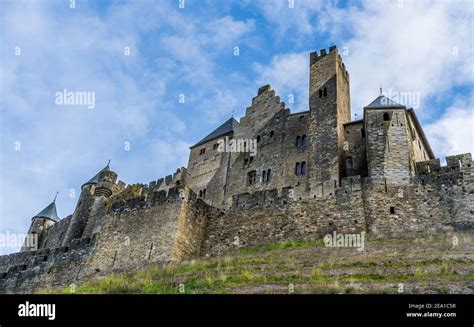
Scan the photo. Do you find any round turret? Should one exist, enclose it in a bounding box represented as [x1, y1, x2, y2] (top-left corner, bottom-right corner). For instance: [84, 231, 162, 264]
[61, 162, 118, 246]
[21, 196, 60, 252]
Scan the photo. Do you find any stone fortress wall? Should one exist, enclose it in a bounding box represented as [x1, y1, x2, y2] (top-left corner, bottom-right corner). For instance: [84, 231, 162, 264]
[0, 46, 472, 293]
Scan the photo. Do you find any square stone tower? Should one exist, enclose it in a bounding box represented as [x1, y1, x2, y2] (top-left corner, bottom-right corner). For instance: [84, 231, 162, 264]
[363, 96, 434, 184]
[307, 46, 351, 192]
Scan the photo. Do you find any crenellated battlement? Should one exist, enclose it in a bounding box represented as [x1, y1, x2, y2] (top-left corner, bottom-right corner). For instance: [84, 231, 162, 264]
[229, 176, 365, 212]
[104, 168, 186, 214]
[148, 167, 186, 191]
[3, 44, 472, 294]
[108, 186, 184, 214]
[0, 236, 95, 292]
[416, 153, 472, 176]
[310, 45, 337, 65]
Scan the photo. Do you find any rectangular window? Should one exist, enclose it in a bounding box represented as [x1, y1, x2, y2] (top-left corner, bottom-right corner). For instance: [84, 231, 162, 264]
[247, 171, 257, 186]
[199, 148, 206, 155]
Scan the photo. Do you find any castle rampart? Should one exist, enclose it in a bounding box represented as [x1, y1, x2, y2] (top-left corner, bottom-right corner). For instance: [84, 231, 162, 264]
[0, 46, 472, 293]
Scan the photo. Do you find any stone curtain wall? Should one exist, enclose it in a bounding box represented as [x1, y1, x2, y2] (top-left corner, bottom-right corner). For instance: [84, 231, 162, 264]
[42, 216, 72, 249]
[172, 189, 214, 261]
[0, 186, 199, 293]
[0, 238, 94, 293]
[200, 181, 366, 257]
[366, 154, 472, 236]
[0, 157, 472, 293]
[200, 160, 472, 257]
[84, 189, 184, 274]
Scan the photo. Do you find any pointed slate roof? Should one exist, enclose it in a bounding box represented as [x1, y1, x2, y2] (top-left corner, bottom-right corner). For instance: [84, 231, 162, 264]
[33, 201, 60, 222]
[191, 118, 239, 148]
[82, 163, 110, 187]
[365, 95, 406, 109]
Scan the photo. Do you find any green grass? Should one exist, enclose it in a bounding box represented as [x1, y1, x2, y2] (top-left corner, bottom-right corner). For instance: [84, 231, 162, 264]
[240, 239, 323, 254]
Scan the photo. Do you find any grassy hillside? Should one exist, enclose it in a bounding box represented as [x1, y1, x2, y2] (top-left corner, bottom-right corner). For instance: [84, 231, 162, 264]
[40, 234, 474, 294]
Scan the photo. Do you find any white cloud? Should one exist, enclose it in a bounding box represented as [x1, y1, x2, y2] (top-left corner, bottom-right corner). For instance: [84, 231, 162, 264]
[204, 16, 255, 49]
[340, 0, 474, 117]
[253, 0, 323, 40]
[196, 90, 240, 122]
[0, 0, 472, 256]
[252, 0, 474, 158]
[425, 97, 474, 163]
[0, 1, 260, 255]
[254, 52, 309, 112]
[0, 2, 179, 249]
[251, 0, 473, 118]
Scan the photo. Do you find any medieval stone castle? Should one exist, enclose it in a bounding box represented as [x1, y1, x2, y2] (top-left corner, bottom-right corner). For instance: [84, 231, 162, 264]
[1, 46, 472, 293]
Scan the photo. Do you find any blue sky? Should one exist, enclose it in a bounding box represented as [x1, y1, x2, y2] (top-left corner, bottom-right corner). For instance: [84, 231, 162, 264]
[0, 0, 473, 254]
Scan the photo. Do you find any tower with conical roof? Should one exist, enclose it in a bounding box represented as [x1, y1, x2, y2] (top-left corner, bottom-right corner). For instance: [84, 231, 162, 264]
[21, 194, 60, 252]
[61, 162, 118, 246]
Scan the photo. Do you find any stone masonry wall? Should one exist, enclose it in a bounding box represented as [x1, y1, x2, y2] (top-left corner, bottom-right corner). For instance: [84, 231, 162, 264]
[42, 215, 71, 249]
[343, 121, 367, 178]
[365, 109, 412, 184]
[0, 186, 205, 293]
[366, 154, 473, 236]
[200, 178, 366, 257]
[84, 187, 187, 274]
[0, 163, 472, 293]
[0, 46, 472, 294]
[0, 238, 94, 293]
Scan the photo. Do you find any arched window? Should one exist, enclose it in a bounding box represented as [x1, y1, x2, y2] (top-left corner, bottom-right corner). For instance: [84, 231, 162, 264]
[269, 130, 274, 138]
[256, 135, 260, 142]
[383, 112, 390, 121]
[202, 189, 206, 199]
[346, 157, 353, 170]
[262, 170, 267, 182]
[318, 90, 323, 98]
[301, 162, 307, 175]
[199, 190, 203, 198]
[295, 136, 301, 147]
[267, 169, 272, 182]
[295, 162, 301, 175]
[323, 87, 327, 97]
[301, 135, 307, 146]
